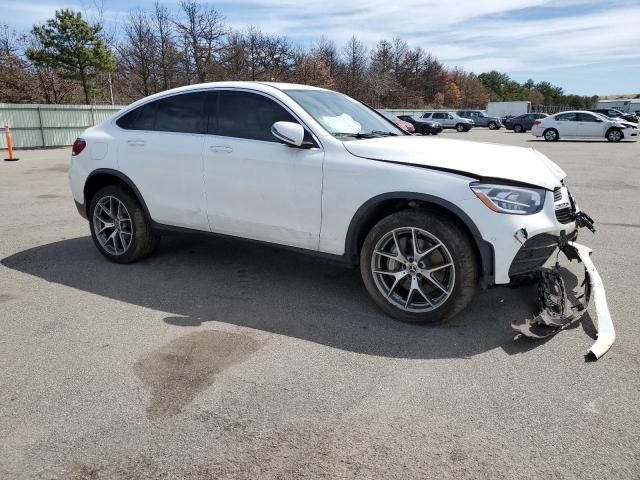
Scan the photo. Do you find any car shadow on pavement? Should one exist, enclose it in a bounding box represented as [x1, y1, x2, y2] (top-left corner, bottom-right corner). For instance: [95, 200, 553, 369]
[1, 234, 593, 360]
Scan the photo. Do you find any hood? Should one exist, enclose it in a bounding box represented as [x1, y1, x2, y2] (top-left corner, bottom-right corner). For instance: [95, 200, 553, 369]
[343, 136, 566, 190]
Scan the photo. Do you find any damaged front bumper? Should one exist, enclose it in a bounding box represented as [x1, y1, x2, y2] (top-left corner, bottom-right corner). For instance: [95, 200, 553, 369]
[511, 237, 615, 360]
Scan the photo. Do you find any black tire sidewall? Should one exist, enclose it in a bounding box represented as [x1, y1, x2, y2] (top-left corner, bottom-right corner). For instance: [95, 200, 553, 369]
[359, 209, 478, 324]
[514, 124, 523, 133]
[456, 124, 465, 132]
[88, 185, 156, 263]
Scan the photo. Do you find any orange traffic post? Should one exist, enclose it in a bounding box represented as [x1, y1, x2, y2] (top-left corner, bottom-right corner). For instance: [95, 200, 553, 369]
[3, 122, 19, 162]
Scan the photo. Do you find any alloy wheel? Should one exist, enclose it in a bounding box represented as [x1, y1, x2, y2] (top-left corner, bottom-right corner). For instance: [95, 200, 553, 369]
[93, 196, 133, 255]
[370, 227, 455, 312]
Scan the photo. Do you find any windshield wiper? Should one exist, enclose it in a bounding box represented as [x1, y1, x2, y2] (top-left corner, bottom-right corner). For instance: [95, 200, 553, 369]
[334, 131, 398, 139]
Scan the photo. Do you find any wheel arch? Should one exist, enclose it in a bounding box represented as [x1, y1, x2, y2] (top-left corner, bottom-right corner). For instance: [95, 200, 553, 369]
[83, 169, 151, 221]
[344, 192, 494, 285]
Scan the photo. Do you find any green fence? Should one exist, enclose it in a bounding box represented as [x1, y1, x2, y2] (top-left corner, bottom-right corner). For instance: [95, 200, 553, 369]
[0, 104, 125, 149]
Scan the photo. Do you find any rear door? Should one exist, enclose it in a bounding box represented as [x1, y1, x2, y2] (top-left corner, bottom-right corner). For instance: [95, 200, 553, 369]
[553, 112, 578, 137]
[115, 91, 211, 230]
[202, 89, 323, 249]
[432, 112, 449, 127]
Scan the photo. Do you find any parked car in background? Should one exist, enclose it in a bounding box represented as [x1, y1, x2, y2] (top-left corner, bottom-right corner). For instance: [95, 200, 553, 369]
[379, 110, 415, 134]
[397, 115, 442, 135]
[421, 111, 473, 132]
[505, 113, 549, 133]
[456, 110, 503, 129]
[590, 108, 638, 123]
[531, 111, 638, 142]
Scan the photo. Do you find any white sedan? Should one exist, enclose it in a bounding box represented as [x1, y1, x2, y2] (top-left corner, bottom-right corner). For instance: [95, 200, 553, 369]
[531, 110, 638, 142]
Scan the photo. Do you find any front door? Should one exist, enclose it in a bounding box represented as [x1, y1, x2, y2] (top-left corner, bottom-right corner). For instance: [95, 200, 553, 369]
[576, 112, 606, 138]
[203, 90, 323, 250]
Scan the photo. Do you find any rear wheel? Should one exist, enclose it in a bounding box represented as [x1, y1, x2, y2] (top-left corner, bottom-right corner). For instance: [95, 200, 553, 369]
[89, 185, 159, 263]
[513, 124, 524, 133]
[360, 210, 478, 324]
[543, 128, 559, 141]
[606, 128, 623, 142]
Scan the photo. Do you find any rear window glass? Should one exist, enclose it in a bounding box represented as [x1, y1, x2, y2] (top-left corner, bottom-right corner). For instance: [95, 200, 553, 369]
[116, 102, 157, 130]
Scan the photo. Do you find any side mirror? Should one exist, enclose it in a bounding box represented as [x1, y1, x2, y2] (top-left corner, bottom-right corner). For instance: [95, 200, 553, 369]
[271, 121, 304, 147]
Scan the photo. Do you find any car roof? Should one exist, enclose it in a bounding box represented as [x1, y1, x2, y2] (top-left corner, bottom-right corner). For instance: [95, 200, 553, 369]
[114, 81, 329, 114]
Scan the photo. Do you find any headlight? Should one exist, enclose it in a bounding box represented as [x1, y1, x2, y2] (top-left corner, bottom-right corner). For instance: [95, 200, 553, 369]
[470, 182, 545, 215]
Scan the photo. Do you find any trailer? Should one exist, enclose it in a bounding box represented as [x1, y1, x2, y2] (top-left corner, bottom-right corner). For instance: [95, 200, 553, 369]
[486, 101, 531, 119]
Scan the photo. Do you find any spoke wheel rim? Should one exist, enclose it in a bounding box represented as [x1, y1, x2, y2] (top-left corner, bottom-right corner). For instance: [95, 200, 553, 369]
[610, 131, 621, 141]
[93, 196, 133, 255]
[370, 227, 455, 313]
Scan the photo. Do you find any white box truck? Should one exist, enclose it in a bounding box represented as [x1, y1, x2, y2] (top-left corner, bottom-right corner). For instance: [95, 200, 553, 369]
[486, 101, 531, 118]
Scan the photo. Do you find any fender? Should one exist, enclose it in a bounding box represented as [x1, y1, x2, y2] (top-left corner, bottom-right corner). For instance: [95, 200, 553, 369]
[344, 192, 495, 286]
[83, 168, 153, 221]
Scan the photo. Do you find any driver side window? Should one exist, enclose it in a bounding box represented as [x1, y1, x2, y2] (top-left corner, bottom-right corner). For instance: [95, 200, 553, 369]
[213, 90, 298, 142]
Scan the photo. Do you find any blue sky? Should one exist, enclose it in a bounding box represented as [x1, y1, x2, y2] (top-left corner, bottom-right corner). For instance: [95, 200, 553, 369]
[2, 0, 639, 95]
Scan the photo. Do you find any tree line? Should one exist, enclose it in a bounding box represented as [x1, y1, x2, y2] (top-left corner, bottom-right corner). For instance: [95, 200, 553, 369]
[0, 2, 597, 109]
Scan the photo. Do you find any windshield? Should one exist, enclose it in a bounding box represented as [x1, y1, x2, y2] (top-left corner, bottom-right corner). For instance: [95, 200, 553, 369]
[285, 89, 404, 139]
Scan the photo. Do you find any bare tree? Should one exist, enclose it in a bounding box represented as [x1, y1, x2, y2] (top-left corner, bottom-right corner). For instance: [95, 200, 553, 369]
[117, 10, 157, 97]
[152, 2, 176, 90]
[175, 0, 227, 82]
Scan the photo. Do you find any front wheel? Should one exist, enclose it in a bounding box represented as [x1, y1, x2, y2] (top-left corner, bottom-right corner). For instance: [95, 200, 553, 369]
[488, 121, 497, 130]
[89, 185, 159, 263]
[360, 210, 478, 324]
[420, 126, 430, 135]
[606, 128, 623, 142]
[455, 123, 466, 132]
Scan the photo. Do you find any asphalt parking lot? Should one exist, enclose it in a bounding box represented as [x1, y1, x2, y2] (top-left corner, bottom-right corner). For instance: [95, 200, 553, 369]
[1, 129, 639, 479]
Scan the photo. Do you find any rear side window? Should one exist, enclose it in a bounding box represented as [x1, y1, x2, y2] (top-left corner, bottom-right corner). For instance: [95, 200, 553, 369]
[116, 92, 209, 133]
[432, 113, 445, 119]
[214, 91, 296, 142]
[555, 113, 577, 121]
[116, 102, 157, 130]
[155, 92, 209, 134]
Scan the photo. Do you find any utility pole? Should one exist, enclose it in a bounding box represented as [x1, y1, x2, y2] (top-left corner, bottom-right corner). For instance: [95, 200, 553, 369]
[108, 73, 114, 105]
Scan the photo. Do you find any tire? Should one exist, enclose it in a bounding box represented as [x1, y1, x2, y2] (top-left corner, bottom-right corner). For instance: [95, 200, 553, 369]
[543, 128, 559, 141]
[606, 128, 623, 142]
[360, 209, 478, 324]
[456, 123, 466, 132]
[89, 184, 159, 263]
[488, 121, 497, 130]
[513, 124, 524, 133]
[420, 126, 430, 135]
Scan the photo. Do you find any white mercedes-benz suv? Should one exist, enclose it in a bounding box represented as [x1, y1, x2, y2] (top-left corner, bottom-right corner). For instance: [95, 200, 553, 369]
[68, 82, 596, 327]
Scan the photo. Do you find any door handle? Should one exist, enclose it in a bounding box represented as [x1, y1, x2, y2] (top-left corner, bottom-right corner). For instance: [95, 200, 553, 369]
[209, 145, 233, 154]
[127, 139, 145, 147]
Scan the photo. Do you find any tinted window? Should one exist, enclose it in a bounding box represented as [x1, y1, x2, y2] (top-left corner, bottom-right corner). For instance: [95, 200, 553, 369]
[578, 113, 599, 122]
[116, 102, 157, 130]
[116, 92, 209, 133]
[215, 91, 296, 142]
[155, 92, 209, 133]
[422, 113, 432, 118]
[433, 113, 445, 119]
[556, 113, 577, 121]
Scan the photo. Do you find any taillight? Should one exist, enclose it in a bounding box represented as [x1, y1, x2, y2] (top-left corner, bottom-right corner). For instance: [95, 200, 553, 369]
[533, 120, 542, 125]
[72, 138, 86, 156]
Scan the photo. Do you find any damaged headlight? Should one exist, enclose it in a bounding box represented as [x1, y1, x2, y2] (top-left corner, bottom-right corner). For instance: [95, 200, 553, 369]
[470, 182, 545, 215]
